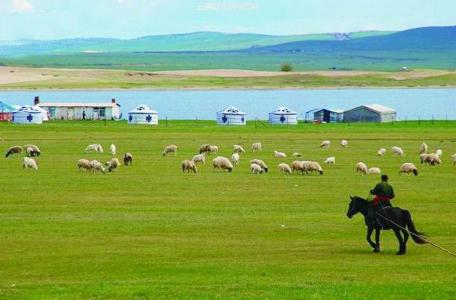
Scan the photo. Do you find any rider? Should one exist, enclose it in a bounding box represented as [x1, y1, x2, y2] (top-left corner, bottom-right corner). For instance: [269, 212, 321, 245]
[368, 175, 395, 224]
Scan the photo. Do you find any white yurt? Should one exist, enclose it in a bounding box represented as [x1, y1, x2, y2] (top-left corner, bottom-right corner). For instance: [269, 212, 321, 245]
[216, 106, 246, 126]
[32, 105, 49, 121]
[12, 106, 43, 124]
[269, 107, 298, 125]
[128, 104, 158, 125]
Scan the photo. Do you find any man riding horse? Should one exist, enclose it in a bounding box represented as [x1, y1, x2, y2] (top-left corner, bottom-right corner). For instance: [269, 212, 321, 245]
[367, 175, 395, 226]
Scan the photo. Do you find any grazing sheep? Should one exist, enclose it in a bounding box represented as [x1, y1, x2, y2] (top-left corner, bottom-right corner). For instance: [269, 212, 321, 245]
[123, 153, 133, 166]
[356, 162, 368, 175]
[213, 156, 233, 172]
[5, 146, 23, 158]
[324, 157, 336, 165]
[377, 148, 386, 156]
[368, 167, 381, 175]
[85, 144, 103, 153]
[192, 153, 206, 165]
[308, 161, 324, 175]
[278, 163, 292, 174]
[23, 157, 38, 170]
[320, 140, 331, 149]
[162, 145, 178, 156]
[77, 159, 91, 171]
[182, 160, 198, 173]
[233, 145, 246, 154]
[250, 163, 263, 174]
[292, 152, 302, 157]
[231, 153, 240, 166]
[252, 142, 262, 152]
[209, 145, 219, 154]
[400, 163, 419, 176]
[110, 144, 117, 155]
[24, 144, 41, 157]
[436, 149, 443, 157]
[341, 140, 348, 147]
[274, 150, 287, 159]
[419, 142, 428, 154]
[291, 160, 305, 174]
[90, 160, 106, 174]
[199, 144, 211, 154]
[250, 159, 268, 173]
[420, 153, 441, 166]
[392, 146, 404, 156]
[105, 158, 121, 172]
[452, 154, 456, 166]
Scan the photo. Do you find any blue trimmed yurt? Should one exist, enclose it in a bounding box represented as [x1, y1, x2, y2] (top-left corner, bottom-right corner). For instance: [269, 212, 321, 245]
[216, 106, 246, 126]
[269, 107, 298, 125]
[12, 106, 43, 124]
[128, 104, 158, 125]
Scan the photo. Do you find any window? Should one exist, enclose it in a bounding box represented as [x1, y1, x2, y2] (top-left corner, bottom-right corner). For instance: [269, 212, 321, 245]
[99, 108, 106, 118]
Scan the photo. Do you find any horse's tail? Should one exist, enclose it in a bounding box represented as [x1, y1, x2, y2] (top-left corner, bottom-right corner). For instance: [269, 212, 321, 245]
[403, 209, 427, 244]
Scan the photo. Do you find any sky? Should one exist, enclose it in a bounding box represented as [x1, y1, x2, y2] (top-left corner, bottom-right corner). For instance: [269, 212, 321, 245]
[0, 0, 455, 40]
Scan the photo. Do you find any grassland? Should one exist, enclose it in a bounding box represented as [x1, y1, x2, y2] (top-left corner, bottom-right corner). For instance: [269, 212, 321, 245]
[1, 120, 455, 299]
[1, 66, 456, 89]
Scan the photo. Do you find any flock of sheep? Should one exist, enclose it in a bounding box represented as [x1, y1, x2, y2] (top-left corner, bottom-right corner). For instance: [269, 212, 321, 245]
[5, 140, 456, 176]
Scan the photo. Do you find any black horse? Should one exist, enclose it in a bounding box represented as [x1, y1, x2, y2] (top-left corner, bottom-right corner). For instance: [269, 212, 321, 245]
[346, 196, 427, 255]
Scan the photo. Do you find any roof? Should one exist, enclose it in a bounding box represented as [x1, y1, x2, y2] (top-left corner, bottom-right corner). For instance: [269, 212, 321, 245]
[218, 106, 246, 115]
[38, 102, 118, 108]
[315, 108, 345, 114]
[129, 104, 157, 114]
[271, 106, 296, 114]
[14, 106, 43, 113]
[0, 101, 16, 112]
[363, 104, 396, 113]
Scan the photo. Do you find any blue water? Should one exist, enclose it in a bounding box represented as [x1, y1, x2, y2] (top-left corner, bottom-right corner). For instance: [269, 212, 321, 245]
[0, 89, 455, 120]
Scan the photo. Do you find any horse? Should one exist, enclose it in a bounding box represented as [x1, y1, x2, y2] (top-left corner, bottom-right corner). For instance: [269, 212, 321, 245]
[346, 196, 427, 255]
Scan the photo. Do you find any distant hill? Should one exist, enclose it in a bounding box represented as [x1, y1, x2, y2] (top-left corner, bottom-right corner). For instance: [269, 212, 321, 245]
[0, 31, 393, 57]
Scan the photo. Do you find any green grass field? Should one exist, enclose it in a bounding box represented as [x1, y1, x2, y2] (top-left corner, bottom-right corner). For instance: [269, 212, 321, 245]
[1, 121, 455, 299]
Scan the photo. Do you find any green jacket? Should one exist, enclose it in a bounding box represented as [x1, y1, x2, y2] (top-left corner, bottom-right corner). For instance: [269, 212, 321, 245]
[370, 182, 395, 199]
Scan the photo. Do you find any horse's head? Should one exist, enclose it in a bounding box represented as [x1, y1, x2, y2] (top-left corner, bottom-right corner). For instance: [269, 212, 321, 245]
[346, 195, 363, 219]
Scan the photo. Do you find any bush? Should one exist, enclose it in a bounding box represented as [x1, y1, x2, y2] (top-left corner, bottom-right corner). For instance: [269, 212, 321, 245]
[281, 64, 293, 72]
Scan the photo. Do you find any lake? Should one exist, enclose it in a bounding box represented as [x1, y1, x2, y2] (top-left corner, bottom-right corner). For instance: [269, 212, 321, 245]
[0, 89, 455, 120]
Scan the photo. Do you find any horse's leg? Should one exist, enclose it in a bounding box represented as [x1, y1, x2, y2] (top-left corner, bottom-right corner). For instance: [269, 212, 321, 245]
[401, 229, 409, 254]
[366, 226, 376, 250]
[374, 228, 381, 252]
[393, 228, 405, 255]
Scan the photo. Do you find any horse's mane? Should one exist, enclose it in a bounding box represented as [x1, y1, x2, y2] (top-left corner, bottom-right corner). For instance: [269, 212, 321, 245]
[352, 196, 369, 203]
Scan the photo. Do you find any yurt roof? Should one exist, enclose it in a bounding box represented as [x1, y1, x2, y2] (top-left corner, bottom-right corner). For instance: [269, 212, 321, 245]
[219, 106, 245, 115]
[14, 106, 42, 113]
[272, 106, 296, 114]
[129, 104, 157, 114]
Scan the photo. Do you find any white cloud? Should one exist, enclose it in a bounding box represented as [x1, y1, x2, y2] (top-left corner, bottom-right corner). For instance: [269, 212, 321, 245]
[12, 0, 33, 13]
[198, 2, 259, 11]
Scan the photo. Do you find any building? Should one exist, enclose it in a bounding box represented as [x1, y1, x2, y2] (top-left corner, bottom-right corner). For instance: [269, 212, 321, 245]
[269, 107, 298, 125]
[313, 109, 344, 123]
[0, 101, 16, 122]
[128, 104, 158, 125]
[216, 106, 246, 126]
[343, 104, 396, 123]
[12, 106, 43, 124]
[35, 97, 121, 120]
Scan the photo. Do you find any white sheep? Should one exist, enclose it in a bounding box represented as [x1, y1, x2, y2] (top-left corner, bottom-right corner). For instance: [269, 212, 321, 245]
[90, 160, 106, 173]
[324, 157, 336, 164]
[252, 142, 262, 152]
[213, 156, 233, 172]
[368, 167, 381, 175]
[436, 149, 443, 157]
[320, 140, 331, 149]
[274, 150, 287, 159]
[291, 160, 305, 174]
[250, 159, 268, 173]
[85, 144, 103, 153]
[451, 154, 456, 166]
[399, 163, 419, 176]
[356, 162, 368, 175]
[192, 154, 206, 165]
[162, 145, 178, 156]
[233, 145, 246, 154]
[420, 153, 441, 166]
[392, 146, 404, 156]
[209, 145, 219, 154]
[105, 158, 121, 172]
[77, 159, 91, 171]
[377, 148, 386, 156]
[308, 161, 324, 175]
[124, 153, 133, 166]
[199, 144, 211, 154]
[5, 146, 23, 158]
[250, 163, 263, 174]
[292, 152, 302, 157]
[110, 144, 117, 155]
[24, 144, 41, 157]
[23, 157, 38, 170]
[182, 160, 198, 173]
[231, 153, 240, 166]
[278, 163, 292, 174]
[341, 140, 348, 147]
[419, 142, 428, 154]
